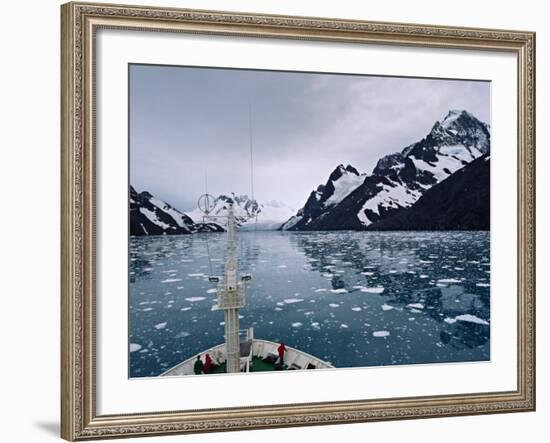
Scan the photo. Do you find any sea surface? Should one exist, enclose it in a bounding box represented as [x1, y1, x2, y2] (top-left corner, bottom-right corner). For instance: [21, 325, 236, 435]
[129, 231, 490, 377]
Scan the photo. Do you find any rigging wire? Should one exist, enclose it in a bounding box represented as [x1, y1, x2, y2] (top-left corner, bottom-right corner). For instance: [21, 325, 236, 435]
[248, 98, 259, 234]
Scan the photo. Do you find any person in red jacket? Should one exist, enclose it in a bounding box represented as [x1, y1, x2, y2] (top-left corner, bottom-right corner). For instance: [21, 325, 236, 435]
[277, 342, 287, 369]
[203, 353, 212, 374]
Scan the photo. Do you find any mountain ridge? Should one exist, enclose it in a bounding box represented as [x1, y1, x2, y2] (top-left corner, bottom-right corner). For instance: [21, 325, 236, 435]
[282, 109, 490, 231]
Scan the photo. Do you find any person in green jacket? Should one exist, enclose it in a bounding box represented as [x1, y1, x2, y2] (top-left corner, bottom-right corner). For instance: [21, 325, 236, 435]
[193, 355, 204, 375]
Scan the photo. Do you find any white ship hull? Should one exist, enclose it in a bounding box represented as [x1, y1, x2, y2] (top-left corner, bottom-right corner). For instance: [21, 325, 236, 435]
[161, 338, 334, 376]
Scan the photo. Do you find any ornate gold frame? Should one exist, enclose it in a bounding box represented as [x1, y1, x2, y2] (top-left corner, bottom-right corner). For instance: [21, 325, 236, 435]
[60, 2, 536, 440]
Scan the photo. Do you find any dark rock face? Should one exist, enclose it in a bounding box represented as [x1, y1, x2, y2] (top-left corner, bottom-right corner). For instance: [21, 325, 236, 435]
[367, 155, 490, 231]
[282, 110, 490, 231]
[280, 164, 365, 230]
[130, 186, 195, 236]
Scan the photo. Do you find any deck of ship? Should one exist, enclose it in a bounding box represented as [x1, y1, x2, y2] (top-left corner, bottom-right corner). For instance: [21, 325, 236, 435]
[160, 338, 333, 376]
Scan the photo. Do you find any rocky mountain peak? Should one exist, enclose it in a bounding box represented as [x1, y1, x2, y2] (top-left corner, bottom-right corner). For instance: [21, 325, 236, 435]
[282, 109, 490, 231]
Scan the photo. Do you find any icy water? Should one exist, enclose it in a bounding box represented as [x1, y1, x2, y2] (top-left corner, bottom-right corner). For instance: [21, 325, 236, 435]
[129, 231, 490, 377]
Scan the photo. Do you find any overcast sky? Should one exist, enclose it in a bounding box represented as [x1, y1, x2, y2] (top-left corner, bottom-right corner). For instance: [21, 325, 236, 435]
[129, 64, 490, 212]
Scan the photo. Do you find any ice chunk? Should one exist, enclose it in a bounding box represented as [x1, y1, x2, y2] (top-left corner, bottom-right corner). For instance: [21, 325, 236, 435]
[180, 307, 192, 312]
[437, 278, 462, 284]
[130, 343, 142, 352]
[360, 287, 385, 294]
[406, 303, 424, 309]
[283, 298, 304, 304]
[351, 307, 362, 312]
[154, 322, 167, 330]
[329, 303, 340, 308]
[476, 283, 490, 287]
[291, 322, 303, 328]
[330, 288, 347, 294]
[381, 304, 394, 311]
[184, 297, 206, 302]
[314, 288, 328, 293]
[444, 317, 457, 324]
[373, 331, 390, 337]
[161, 278, 182, 283]
[455, 314, 490, 325]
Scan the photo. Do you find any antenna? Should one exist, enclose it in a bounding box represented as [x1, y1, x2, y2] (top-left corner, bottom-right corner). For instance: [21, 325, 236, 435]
[248, 98, 255, 201]
[198, 193, 216, 215]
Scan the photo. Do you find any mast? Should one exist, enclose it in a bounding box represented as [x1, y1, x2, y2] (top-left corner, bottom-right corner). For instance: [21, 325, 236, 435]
[209, 202, 250, 373]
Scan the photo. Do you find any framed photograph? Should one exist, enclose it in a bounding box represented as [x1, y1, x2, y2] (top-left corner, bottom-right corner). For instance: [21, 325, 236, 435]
[61, 2, 536, 440]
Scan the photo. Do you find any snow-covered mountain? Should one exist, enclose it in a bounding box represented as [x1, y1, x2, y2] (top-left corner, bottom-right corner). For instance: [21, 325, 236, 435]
[130, 186, 223, 236]
[282, 110, 490, 231]
[280, 164, 366, 230]
[188, 193, 296, 231]
[367, 154, 490, 231]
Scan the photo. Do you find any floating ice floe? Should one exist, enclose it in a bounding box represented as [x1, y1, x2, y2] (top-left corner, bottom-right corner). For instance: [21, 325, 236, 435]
[444, 317, 457, 324]
[419, 275, 429, 279]
[206, 288, 217, 294]
[328, 303, 340, 308]
[130, 343, 142, 352]
[141, 307, 153, 312]
[175, 331, 190, 338]
[154, 322, 167, 330]
[180, 307, 192, 312]
[406, 303, 425, 309]
[184, 297, 206, 302]
[283, 298, 304, 304]
[381, 304, 394, 311]
[291, 322, 303, 328]
[330, 288, 347, 294]
[161, 278, 182, 283]
[187, 273, 205, 277]
[351, 307, 362, 312]
[314, 288, 328, 293]
[340, 324, 349, 328]
[373, 331, 390, 337]
[455, 314, 490, 325]
[476, 282, 490, 287]
[437, 278, 462, 284]
[274, 307, 283, 311]
[360, 287, 385, 294]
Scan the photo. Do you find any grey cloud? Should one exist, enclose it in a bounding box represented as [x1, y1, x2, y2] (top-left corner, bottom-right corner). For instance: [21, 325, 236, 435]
[130, 64, 490, 212]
